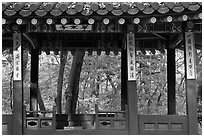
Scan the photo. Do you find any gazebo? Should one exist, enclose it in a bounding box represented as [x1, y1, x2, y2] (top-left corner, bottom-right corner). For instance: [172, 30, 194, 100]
[2, 2, 202, 135]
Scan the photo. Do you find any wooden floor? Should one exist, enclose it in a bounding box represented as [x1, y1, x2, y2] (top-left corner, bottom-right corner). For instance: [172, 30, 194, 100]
[24, 129, 129, 135]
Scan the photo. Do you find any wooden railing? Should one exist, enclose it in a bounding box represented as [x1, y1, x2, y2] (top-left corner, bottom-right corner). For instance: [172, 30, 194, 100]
[95, 105, 128, 129]
[2, 114, 13, 135]
[24, 106, 56, 129]
[138, 115, 189, 135]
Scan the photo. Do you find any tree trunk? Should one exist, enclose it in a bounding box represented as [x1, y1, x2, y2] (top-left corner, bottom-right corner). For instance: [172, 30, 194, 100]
[65, 50, 85, 114]
[56, 49, 68, 114]
[37, 87, 46, 111]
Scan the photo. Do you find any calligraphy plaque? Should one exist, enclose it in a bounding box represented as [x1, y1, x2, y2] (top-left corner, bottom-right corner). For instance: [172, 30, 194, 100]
[55, 24, 92, 31]
[127, 33, 136, 81]
[185, 32, 196, 79]
[13, 33, 22, 80]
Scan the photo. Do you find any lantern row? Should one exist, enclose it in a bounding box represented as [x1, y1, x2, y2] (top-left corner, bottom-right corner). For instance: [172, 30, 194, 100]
[2, 13, 202, 25]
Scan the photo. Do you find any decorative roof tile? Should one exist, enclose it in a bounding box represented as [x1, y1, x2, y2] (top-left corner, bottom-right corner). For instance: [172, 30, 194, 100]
[2, 2, 202, 17]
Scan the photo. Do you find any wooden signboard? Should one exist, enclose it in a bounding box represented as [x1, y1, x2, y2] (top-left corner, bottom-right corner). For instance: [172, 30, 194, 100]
[185, 32, 196, 79]
[127, 33, 136, 81]
[55, 24, 92, 31]
[13, 33, 22, 81]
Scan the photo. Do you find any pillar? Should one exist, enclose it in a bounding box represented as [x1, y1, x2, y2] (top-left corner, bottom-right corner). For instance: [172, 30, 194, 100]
[183, 21, 198, 134]
[13, 32, 23, 134]
[30, 40, 39, 111]
[126, 28, 139, 134]
[167, 40, 176, 115]
[121, 47, 128, 111]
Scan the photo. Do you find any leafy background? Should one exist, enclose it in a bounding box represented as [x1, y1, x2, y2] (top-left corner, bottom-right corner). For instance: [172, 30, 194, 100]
[2, 48, 202, 133]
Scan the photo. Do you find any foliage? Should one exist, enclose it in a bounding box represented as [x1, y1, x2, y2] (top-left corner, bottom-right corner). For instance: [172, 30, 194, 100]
[2, 48, 202, 133]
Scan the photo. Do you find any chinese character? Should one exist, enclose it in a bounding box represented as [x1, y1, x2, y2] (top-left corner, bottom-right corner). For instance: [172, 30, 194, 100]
[130, 66, 134, 71]
[130, 59, 134, 65]
[188, 51, 192, 57]
[187, 38, 192, 45]
[15, 36, 19, 41]
[16, 66, 19, 71]
[16, 73, 19, 78]
[128, 35, 133, 41]
[189, 58, 192, 64]
[15, 60, 20, 65]
[189, 70, 192, 76]
[15, 53, 20, 59]
[130, 72, 134, 78]
[129, 47, 134, 52]
[189, 64, 192, 69]
[129, 41, 133, 45]
[188, 45, 192, 51]
[129, 52, 133, 58]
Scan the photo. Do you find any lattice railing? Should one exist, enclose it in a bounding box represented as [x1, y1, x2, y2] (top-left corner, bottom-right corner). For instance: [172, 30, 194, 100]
[95, 105, 128, 129]
[24, 106, 56, 129]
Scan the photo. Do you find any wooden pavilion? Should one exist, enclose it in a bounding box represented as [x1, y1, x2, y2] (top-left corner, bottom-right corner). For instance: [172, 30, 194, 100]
[2, 2, 202, 135]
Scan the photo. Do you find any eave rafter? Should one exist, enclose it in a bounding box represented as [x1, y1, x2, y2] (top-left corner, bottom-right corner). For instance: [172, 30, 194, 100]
[2, 2, 202, 17]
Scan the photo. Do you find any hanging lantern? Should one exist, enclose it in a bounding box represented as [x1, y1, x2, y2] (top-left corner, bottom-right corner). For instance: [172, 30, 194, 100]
[2, 18, 6, 25]
[74, 18, 81, 25]
[182, 15, 188, 21]
[149, 17, 157, 24]
[192, 13, 202, 20]
[31, 18, 38, 25]
[133, 18, 140, 24]
[118, 18, 125, 25]
[61, 18, 67, 25]
[103, 18, 110, 25]
[46, 18, 53, 25]
[198, 13, 202, 19]
[88, 18, 95, 25]
[166, 16, 173, 22]
[160, 16, 173, 23]
[16, 18, 23, 25]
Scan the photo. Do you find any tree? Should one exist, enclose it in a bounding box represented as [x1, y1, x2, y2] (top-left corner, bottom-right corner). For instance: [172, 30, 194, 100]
[56, 48, 68, 114]
[65, 49, 85, 114]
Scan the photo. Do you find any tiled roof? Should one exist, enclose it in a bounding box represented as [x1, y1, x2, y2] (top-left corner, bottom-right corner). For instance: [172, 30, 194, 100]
[2, 2, 202, 17]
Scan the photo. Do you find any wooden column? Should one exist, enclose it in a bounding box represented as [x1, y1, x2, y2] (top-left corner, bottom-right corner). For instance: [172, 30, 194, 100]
[121, 47, 128, 111]
[13, 32, 23, 134]
[126, 32, 138, 134]
[30, 41, 39, 111]
[167, 43, 176, 115]
[183, 21, 198, 134]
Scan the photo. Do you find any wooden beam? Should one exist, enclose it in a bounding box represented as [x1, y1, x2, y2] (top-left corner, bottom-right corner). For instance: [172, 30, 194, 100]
[167, 42, 176, 115]
[13, 33, 23, 134]
[183, 22, 198, 135]
[30, 40, 39, 111]
[169, 34, 183, 49]
[121, 48, 128, 111]
[126, 32, 138, 134]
